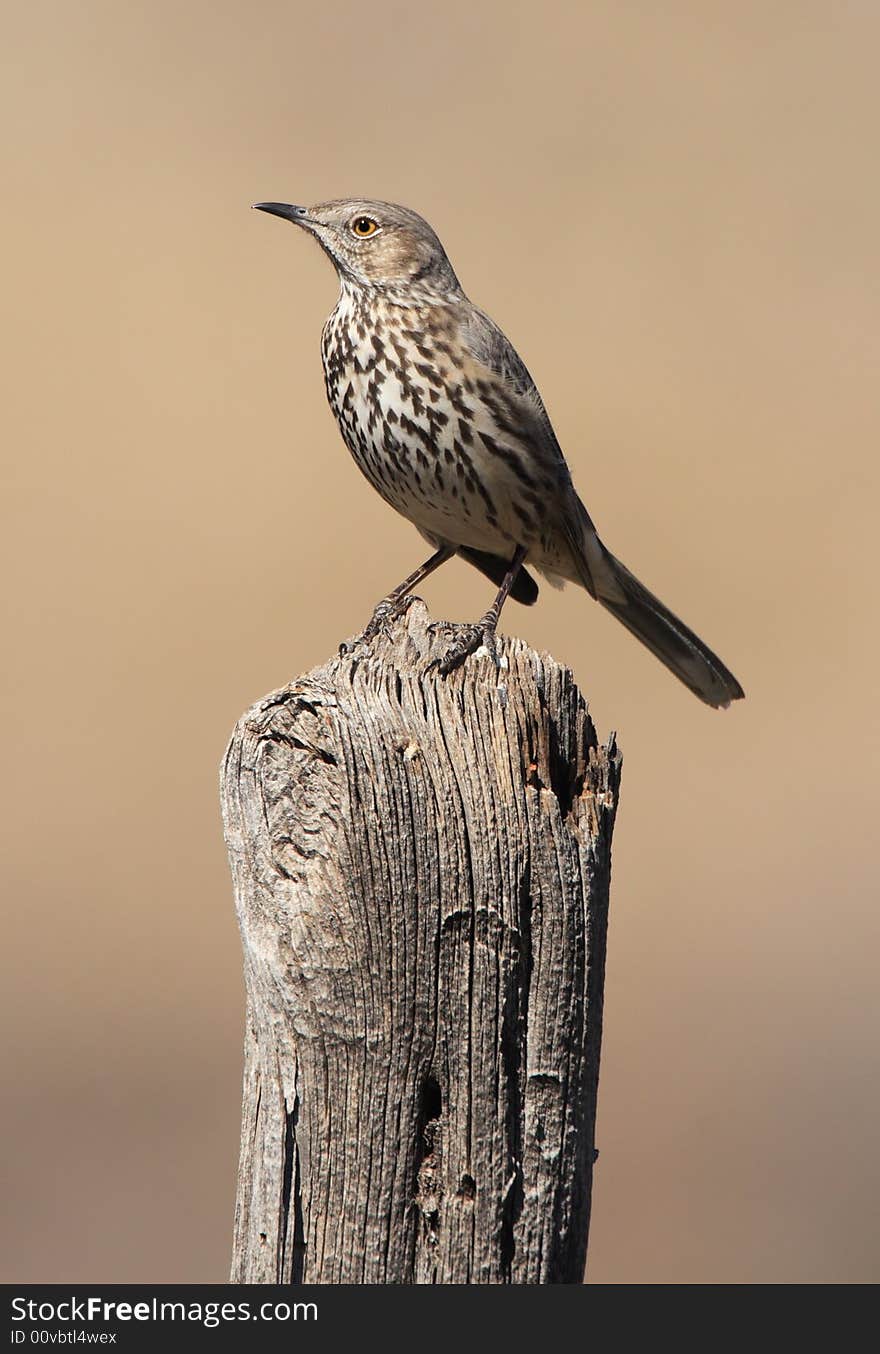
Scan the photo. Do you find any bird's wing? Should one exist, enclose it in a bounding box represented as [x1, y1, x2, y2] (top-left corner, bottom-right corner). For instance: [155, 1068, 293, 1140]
[460, 306, 568, 458]
[460, 304, 601, 593]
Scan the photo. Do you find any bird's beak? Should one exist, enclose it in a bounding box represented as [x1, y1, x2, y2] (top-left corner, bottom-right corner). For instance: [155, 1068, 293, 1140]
[252, 202, 310, 226]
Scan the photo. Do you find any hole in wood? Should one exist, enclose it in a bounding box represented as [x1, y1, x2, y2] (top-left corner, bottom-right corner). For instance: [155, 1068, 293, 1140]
[420, 1075, 442, 1124]
[456, 1173, 476, 1201]
[415, 1075, 443, 1245]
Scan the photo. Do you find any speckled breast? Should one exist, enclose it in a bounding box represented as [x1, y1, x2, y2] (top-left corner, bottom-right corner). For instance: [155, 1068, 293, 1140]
[319, 289, 543, 557]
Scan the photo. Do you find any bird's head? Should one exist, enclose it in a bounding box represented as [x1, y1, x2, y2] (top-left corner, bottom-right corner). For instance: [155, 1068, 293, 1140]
[253, 198, 462, 297]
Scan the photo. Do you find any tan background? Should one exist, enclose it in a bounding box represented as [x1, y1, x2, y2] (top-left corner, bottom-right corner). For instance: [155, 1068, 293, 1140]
[2, 0, 878, 1284]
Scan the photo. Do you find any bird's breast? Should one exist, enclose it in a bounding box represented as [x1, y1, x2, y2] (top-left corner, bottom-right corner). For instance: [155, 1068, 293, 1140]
[320, 295, 568, 563]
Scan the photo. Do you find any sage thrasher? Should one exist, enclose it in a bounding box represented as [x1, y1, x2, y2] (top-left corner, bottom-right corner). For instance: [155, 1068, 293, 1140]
[254, 198, 743, 707]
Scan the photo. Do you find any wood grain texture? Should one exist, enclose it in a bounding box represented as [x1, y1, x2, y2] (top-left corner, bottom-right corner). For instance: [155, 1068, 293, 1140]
[222, 601, 621, 1284]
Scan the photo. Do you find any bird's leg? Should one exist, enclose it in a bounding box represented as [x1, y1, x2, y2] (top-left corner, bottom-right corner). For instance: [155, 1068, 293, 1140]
[435, 545, 528, 675]
[359, 545, 456, 641]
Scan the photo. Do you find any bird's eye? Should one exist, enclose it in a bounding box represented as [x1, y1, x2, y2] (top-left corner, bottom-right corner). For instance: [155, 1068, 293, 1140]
[351, 216, 379, 237]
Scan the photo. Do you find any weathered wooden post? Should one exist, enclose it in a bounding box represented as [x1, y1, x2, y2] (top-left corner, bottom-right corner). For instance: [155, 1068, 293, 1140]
[222, 601, 620, 1284]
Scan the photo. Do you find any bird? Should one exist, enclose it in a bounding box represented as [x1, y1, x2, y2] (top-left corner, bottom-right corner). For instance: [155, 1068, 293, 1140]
[253, 198, 744, 708]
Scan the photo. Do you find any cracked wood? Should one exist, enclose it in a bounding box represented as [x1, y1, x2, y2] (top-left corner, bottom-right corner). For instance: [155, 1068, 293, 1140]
[222, 601, 621, 1283]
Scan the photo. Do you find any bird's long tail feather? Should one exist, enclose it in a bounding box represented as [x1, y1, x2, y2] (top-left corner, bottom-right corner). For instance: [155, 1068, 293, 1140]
[587, 538, 744, 708]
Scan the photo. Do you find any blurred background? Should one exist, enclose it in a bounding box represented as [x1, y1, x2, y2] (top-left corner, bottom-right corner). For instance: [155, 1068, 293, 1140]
[2, 0, 878, 1284]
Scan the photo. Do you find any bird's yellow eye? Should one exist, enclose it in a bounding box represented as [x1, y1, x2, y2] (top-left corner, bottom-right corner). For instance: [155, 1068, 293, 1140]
[351, 216, 378, 237]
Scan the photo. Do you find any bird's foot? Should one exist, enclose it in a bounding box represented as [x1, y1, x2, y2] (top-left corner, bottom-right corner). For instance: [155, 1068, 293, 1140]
[363, 592, 416, 640]
[429, 620, 499, 676]
[339, 593, 416, 655]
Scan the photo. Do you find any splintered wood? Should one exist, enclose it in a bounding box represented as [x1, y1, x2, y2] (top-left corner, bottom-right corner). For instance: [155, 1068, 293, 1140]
[222, 601, 620, 1284]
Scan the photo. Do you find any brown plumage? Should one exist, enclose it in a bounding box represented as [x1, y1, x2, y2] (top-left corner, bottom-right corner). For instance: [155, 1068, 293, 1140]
[254, 197, 744, 707]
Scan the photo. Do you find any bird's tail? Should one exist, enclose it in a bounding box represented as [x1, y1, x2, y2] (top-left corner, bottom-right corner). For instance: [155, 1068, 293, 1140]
[571, 525, 744, 708]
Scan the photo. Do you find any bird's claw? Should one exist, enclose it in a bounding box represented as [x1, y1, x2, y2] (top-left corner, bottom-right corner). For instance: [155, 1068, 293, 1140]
[359, 593, 416, 643]
[428, 622, 499, 676]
